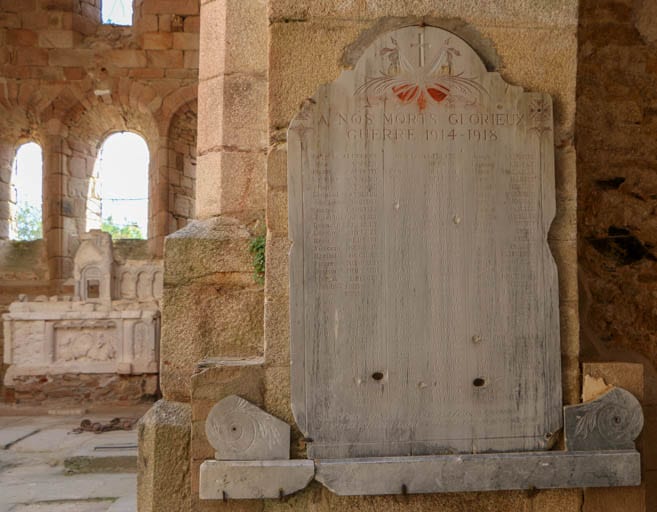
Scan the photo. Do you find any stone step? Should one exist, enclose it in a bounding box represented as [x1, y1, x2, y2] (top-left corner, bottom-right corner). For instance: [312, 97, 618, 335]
[64, 442, 137, 474]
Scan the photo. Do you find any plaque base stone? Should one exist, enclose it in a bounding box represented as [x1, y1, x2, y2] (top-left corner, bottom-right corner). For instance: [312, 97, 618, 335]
[315, 451, 640, 496]
[198, 388, 643, 500]
[199, 460, 315, 500]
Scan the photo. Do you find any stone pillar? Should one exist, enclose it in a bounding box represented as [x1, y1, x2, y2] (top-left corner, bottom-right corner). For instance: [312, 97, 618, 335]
[0, 140, 14, 240]
[139, 1, 268, 511]
[195, 0, 267, 220]
[42, 134, 71, 289]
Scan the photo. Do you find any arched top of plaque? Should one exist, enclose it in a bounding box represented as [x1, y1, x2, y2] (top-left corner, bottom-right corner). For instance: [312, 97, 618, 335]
[288, 26, 561, 459]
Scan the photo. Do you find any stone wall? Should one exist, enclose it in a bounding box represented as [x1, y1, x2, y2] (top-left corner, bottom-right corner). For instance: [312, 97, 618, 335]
[0, 0, 201, 395]
[259, 2, 580, 510]
[577, 0, 657, 506]
[138, 1, 585, 511]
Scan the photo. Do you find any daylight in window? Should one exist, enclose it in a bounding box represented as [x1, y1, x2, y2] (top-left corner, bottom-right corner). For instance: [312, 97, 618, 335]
[88, 131, 149, 239]
[101, 0, 133, 26]
[10, 142, 43, 241]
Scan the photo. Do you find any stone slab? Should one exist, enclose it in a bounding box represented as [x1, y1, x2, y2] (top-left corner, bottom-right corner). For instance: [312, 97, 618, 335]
[315, 451, 641, 496]
[199, 460, 314, 500]
[64, 443, 137, 474]
[288, 24, 561, 458]
[0, 426, 40, 449]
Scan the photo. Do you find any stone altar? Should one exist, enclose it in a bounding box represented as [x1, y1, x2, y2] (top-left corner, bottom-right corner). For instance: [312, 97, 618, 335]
[3, 230, 161, 386]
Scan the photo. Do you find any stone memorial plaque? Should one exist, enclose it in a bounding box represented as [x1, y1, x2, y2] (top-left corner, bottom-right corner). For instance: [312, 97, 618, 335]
[288, 26, 561, 459]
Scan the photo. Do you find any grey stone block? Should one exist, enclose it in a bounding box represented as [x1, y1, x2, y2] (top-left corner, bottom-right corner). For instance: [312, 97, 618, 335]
[315, 451, 641, 495]
[199, 460, 315, 500]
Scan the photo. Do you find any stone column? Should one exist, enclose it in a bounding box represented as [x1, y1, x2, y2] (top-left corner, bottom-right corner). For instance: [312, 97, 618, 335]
[139, 1, 268, 511]
[42, 134, 71, 290]
[0, 140, 14, 240]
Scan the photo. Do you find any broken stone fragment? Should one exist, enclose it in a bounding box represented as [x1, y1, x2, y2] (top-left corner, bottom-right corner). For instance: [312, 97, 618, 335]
[205, 395, 290, 460]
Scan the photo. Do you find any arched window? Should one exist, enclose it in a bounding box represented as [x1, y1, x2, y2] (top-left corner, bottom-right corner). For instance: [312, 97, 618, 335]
[87, 132, 149, 239]
[10, 142, 43, 241]
[102, 0, 133, 26]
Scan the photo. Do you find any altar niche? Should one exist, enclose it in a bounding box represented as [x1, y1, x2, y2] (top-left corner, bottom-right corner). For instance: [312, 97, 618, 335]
[288, 25, 562, 459]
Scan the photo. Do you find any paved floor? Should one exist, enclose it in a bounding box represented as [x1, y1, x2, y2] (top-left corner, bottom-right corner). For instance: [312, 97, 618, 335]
[0, 406, 149, 512]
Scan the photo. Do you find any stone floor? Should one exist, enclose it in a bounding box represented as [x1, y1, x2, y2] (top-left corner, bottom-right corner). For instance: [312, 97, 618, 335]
[0, 405, 150, 512]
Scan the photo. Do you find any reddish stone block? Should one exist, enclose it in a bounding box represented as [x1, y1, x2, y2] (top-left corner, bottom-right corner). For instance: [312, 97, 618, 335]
[135, 13, 158, 33]
[6, 29, 38, 46]
[142, 31, 173, 49]
[183, 50, 198, 69]
[0, 13, 21, 28]
[184, 15, 199, 33]
[38, 30, 80, 48]
[172, 31, 198, 50]
[146, 49, 183, 68]
[14, 47, 48, 66]
[128, 67, 165, 79]
[72, 13, 96, 35]
[48, 48, 93, 67]
[142, 0, 198, 15]
[165, 68, 197, 79]
[18, 11, 49, 30]
[63, 67, 85, 80]
[0, 0, 36, 12]
[106, 49, 148, 68]
[39, 0, 75, 10]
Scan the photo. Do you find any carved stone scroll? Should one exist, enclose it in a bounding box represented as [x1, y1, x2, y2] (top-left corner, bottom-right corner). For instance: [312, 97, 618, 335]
[564, 387, 643, 451]
[205, 395, 290, 460]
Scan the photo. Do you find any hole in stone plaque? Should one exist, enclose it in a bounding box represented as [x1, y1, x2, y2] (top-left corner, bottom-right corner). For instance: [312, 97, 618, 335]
[473, 378, 486, 387]
[372, 372, 384, 381]
[87, 280, 100, 299]
[613, 416, 622, 425]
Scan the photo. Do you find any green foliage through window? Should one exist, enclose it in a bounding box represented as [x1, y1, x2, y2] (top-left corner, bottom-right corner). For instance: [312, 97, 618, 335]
[14, 203, 42, 241]
[101, 216, 143, 239]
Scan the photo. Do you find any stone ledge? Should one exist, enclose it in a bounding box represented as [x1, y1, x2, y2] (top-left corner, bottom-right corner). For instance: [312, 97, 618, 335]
[198, 450, 640, 499]
[315, 450, 641, 496]
[199, 459, 315, 499]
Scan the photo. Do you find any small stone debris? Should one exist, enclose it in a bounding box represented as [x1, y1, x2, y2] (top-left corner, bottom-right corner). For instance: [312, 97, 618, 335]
[71, 418, 136, 434]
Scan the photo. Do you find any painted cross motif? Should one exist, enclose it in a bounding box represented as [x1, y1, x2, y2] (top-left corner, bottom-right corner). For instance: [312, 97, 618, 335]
[356, 35, 488, 111]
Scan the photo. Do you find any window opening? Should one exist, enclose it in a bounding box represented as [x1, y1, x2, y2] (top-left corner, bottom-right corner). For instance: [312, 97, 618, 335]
[102, 0, 133, 26]
[10, 142, 43, 241]
[87, 279, 100, 299]
[87, 132, 149, 239]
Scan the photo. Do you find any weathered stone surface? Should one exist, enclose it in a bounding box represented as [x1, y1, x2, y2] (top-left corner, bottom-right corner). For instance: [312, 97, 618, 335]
[289, 25, 561, 458]
[199, 460, 314, 500]
[138, 400, 191, 512]
[564, 387, 644, 451]
[315, 451, 641, 496]
[268, 1, 578, 28]
[206, 395, 290, 460]
[583, 362, 645, 402]
[160, 217, 264, 402]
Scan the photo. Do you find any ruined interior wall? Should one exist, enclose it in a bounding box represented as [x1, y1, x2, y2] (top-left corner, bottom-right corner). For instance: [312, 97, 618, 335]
[577, 0, 657, 505]
[0, 0, 200, 401]
[167, 100, 197, 232]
